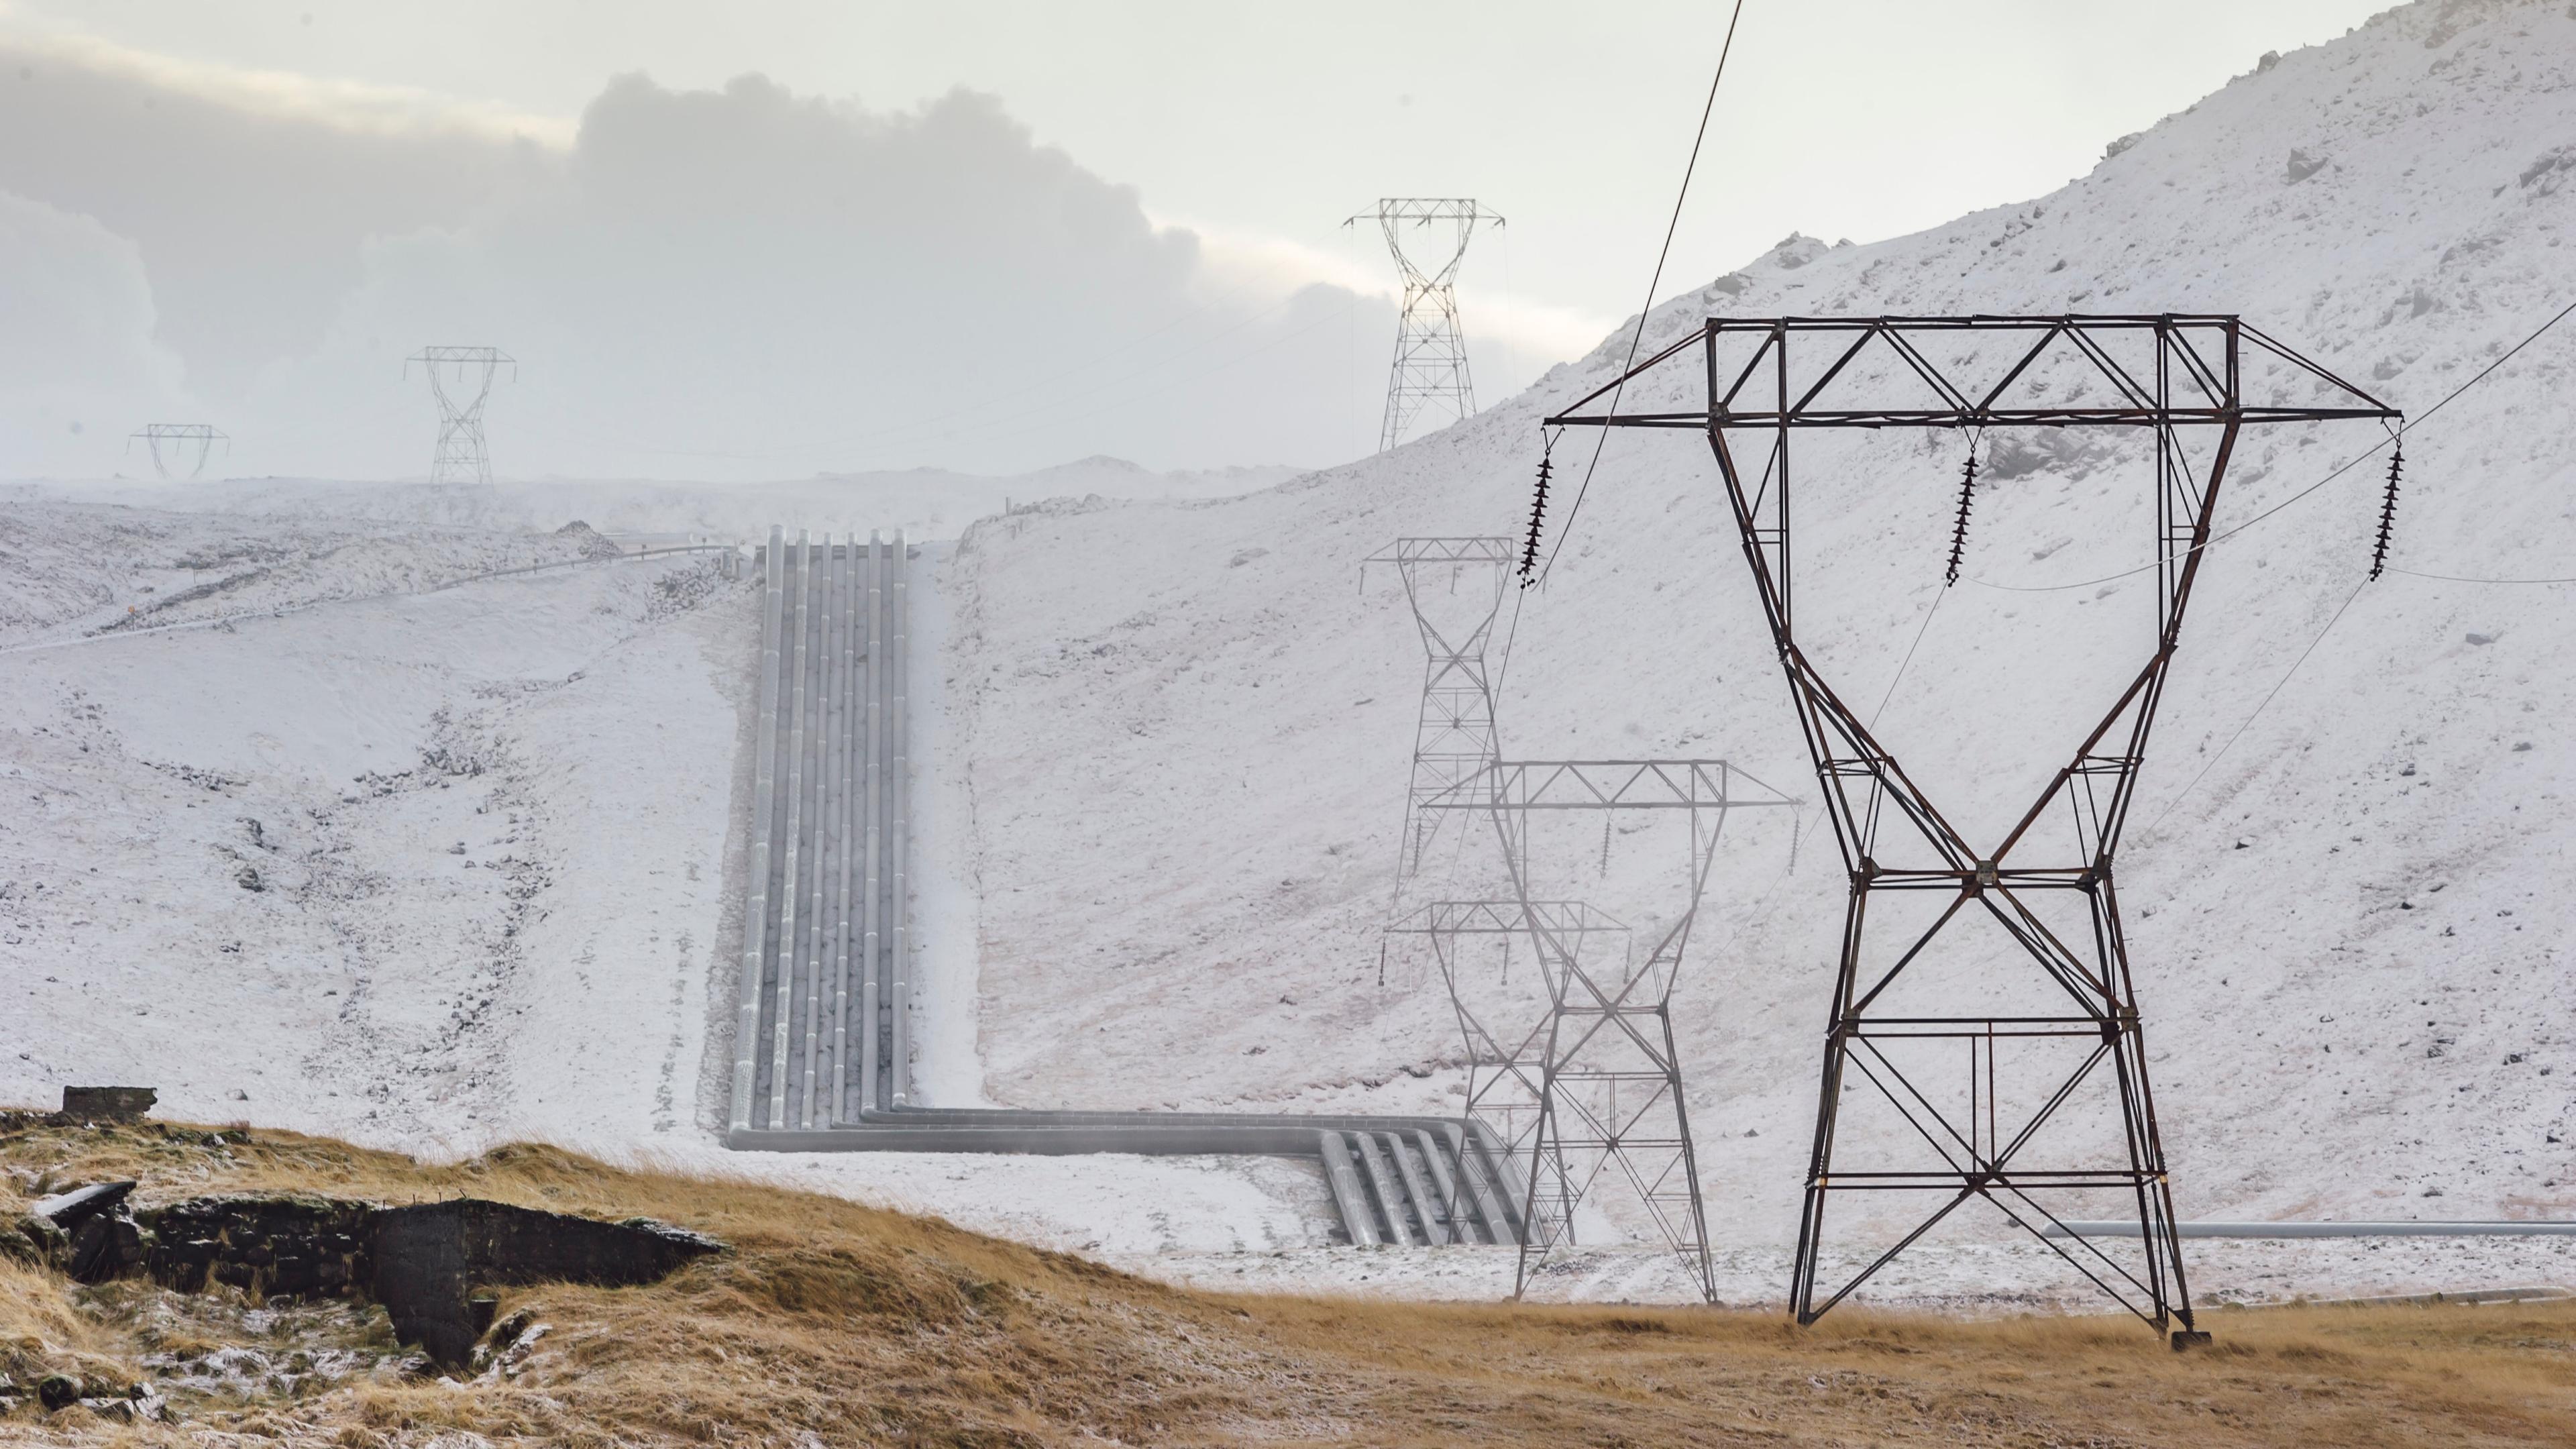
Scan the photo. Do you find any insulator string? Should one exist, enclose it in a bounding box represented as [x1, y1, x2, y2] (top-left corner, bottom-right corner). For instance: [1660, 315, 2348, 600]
[1944, 434, 1982, 587]
[2369, 435, 2404, 580]
[1519, 441, 1556, 584]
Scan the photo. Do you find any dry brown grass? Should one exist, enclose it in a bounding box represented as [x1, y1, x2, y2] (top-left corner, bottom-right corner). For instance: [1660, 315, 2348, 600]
[3, 1114, 2571, 1446]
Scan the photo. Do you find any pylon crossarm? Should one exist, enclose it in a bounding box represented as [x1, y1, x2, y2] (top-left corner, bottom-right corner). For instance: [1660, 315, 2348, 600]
[1816, 1172, 2190, 1185]
[1840, 1017, 2129, 1036]
[1545, 316, 2398, 433]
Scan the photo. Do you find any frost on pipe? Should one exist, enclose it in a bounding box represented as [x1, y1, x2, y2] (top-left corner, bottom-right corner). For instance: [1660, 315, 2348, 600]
[717, 526, 1520, 1251]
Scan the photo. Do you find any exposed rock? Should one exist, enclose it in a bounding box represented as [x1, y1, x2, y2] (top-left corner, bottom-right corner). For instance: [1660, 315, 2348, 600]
[33, 1179, 136, 1225]
[553, 520, 625, 561]
[60, 1086, 155, 1121]
[370, 1199, 723, 1365]
[149, 1195, 372, 1299]
[30, 1179, 154, 1282]
[136, 1194, 724, 1366]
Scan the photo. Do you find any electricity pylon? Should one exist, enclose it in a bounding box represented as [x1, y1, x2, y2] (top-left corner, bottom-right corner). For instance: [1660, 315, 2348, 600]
[1366, 537, 1510, 890]
[405, 346, 515, 485]
[127, 425, 227, 480]
[1346, 199, 1500, 451]
[1544, 313, 2400, 1340]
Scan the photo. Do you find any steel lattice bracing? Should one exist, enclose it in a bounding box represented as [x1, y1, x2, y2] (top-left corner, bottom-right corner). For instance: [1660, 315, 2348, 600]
[1411, 760, 1796, 1301]
[1347, 199, 1501, 451]
[1386, 899, 1621, 1256]
[127, 424, 227, 480]
[1368, 537, 1511, 886]
[1544, 313, 2400, 1340]
[405, 345, 515, 485]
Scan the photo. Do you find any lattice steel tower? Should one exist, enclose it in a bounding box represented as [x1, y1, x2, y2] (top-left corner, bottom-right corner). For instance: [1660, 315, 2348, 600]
[127, 424, 227, 480]
[1408, 762, 1792, 1302]
[1369, 537, 1510, 884]
[405, 345, 515, 485]
[1544, 313, 2399, 1341]
[1347, 199, 1501, 451]
[1374, 539, 1798, 1301]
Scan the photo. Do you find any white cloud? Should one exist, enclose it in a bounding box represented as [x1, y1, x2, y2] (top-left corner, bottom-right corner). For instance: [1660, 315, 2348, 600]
[0, 189, 193, 476]
[0, 19, 572, 145]
[0, 44, 1580, 480]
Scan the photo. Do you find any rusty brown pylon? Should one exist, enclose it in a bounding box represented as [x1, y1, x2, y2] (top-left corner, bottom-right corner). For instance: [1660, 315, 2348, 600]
[1544, 314, 2400, 1342]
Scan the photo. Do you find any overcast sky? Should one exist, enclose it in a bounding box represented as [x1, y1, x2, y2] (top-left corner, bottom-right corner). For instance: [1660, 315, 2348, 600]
[0, 0, 2397, 480]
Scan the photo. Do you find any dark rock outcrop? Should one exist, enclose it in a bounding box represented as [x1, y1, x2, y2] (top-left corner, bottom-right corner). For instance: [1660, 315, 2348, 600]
[59, 1087, 156, 1121]
[370, 1199, 721, 1364]
[130, 1195, 722, 1366]
[26, 1179, 154, 1283]
[148, 1195, 372, 1298]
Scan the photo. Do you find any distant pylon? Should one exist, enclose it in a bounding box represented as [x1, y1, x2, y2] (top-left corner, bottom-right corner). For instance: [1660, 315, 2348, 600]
[126, 424, 227, 480]
[1368, 537, 1510, 890]
[1346, 199, 1501, 451]
[405, 346, 515, 485]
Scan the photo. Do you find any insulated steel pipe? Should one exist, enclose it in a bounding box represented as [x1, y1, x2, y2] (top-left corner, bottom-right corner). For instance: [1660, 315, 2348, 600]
[722, 525, 1525, 1250]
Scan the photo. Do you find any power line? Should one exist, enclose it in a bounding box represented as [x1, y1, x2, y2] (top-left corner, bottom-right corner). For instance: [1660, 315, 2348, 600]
[1966, 294, 2576, 594]
[2141, 576, 2367, 836]
[1527, 0, 1747, 592]
[1493, 0, 1748, 707]
[1869, 586, 1945, 730]
[2387, 567, 2576, 584]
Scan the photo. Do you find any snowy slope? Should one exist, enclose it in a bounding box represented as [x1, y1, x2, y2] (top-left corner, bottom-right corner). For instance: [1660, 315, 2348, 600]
[21, 455, 1299, 549]
[0, 494, 630, 646]
[6, 0, 2573, 1309]
[951, 0, 2576, 1271]
[0, 500, 1342, 1264]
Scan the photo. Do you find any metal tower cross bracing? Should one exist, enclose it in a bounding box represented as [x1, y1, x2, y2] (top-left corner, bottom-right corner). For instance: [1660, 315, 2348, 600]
[1385, 898, 1619, 1256]
[1368, 537, 1511, 888]
[1346, 199, 1501, 451]
[405, 345, 516, 486]
[126, 424, 228, 480]
[1544, 313, 2401, 1341]
[1410, 760, 1797, 1303]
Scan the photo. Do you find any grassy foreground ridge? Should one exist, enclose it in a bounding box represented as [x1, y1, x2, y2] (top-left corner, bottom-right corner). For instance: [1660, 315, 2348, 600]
[1, 1114, 2570, 1446]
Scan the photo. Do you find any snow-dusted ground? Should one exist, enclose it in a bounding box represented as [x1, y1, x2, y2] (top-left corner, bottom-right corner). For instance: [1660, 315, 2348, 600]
[0, 482, 1342, 1256]
[7, 0, 2573, 1311]
[21, 456, 1299, 549]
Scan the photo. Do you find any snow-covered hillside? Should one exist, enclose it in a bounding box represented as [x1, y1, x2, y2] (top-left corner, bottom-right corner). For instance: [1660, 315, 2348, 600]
[6, 0, 2573, 1309]
[0, 503, 1344, 1266]
[21, 456, 1299, 547]
[951, 0, 2576, 1271]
